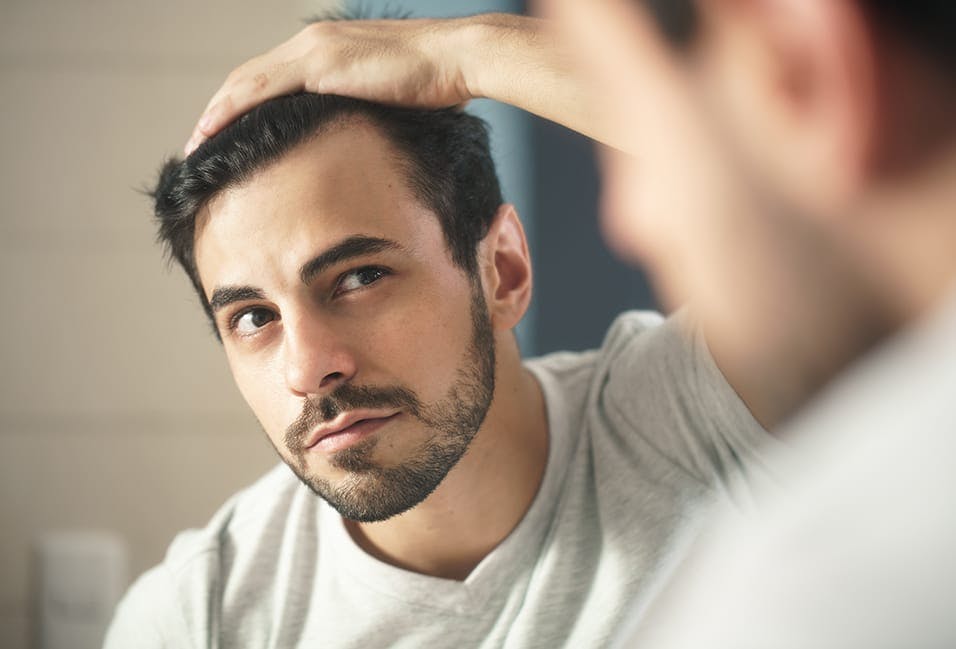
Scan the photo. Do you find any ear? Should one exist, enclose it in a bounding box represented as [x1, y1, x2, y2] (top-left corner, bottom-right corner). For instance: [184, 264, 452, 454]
[477, 204, 533, 331]
[700, 0, 878, 214]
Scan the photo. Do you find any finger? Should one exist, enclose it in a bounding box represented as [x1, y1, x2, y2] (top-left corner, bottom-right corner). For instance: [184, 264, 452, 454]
[190, 59, 262, 137]
[184, 78, 235, 154]
[185, 61, 306, 154]
[184, 88, 230, 154]
[184, 128, 202, 156]
[201, 60, 305, 134]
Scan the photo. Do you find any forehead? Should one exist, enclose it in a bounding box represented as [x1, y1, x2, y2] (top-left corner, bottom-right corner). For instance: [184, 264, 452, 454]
[193, 119, 447, 291]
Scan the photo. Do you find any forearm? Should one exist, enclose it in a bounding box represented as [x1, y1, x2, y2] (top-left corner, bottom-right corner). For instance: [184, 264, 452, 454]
[454, 14, 611, 147]
[189, 13, 619, 154]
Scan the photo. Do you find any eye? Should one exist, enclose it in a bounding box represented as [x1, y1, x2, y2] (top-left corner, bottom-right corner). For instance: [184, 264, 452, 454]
[231, 307, 276, 336]
[334, 266, 390, 296]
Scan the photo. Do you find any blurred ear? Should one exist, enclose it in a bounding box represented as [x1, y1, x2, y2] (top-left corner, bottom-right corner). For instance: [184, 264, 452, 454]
[698, 0, 878, 215]
[478, 204, 533, 331]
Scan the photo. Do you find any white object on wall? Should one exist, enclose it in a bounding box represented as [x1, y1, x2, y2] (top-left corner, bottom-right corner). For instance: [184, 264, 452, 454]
[34, 531, 129, 649]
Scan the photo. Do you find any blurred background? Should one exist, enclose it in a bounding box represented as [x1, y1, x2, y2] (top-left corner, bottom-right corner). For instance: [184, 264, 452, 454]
[0, 0, 655, 647]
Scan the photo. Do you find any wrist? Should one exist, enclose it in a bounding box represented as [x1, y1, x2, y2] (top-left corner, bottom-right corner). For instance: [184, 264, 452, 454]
[445, 15, 489, 101]
[451, 13, 532, 101]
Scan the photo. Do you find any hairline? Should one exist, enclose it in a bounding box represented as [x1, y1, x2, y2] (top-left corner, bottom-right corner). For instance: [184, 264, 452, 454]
[192, 113, 437, 246]
[190, 112, 477, 310]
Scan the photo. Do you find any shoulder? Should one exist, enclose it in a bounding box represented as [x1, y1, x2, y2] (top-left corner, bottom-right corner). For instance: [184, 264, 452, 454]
[105, 464, 313, 646]
[527, 310, 692, 408]
[525, 310, 667, 393]
[600, 310, 669, 355]
[102, 561, 186, 648]
[163, 463, 306, 570]
[532, 309, 770, 495]
[595, 308, 750, 425]
[522, 310, 685, 458]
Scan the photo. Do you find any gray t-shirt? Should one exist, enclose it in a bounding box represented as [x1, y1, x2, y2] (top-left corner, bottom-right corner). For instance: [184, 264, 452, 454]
[103, 311, 769, 648]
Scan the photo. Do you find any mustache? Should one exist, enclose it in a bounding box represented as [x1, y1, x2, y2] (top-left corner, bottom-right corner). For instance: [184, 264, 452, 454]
[285, 383, 422, 451]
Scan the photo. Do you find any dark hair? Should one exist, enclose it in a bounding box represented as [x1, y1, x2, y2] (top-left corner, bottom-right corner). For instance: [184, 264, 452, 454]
[865, 1, 956, 76]
[644, 0, 956, 76]
[151, 93, 503, 328]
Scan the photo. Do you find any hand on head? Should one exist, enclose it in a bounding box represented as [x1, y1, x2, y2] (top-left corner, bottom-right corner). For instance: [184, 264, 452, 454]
[185, 17, 474, 154]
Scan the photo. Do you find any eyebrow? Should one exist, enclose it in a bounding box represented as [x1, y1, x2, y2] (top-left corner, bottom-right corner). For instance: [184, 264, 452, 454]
[299, 235, 402, 285]
[206, 235, 403, 315]
[208, 286, 266, 315]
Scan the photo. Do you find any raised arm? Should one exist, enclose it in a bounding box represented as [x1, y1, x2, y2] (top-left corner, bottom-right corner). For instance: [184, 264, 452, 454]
[186, 14, 603, 154]
[186, 8, 813, 432]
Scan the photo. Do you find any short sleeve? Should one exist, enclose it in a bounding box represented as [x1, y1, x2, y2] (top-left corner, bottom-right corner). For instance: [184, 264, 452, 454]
[597, 310, 776, 501]
[102, 565, 193, 649]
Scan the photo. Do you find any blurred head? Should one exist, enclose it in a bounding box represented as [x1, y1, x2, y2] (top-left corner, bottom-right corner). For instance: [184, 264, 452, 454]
[151, 94, 533, 521]
[546, 0, 956, 406]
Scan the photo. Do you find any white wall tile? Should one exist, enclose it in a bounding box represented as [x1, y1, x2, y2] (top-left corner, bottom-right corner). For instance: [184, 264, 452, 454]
[0, 423, 277, 624]
[0, 246, 246, 416]
[0, 0, 332, 60]
[0, 610, 29, 649]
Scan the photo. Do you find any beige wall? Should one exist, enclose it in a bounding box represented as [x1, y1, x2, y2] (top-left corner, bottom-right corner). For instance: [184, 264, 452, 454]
[0, 1, 339, 647]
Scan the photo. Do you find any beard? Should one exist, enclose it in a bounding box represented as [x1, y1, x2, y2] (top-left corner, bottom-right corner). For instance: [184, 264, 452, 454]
[272, 282, 496, 522]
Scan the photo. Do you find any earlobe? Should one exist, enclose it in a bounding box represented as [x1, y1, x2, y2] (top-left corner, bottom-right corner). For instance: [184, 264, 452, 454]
[709, 0, 878, 213]
[782, 0, 877, 205]
[799, 0, 877, 201]
[480, 204, 533, 330]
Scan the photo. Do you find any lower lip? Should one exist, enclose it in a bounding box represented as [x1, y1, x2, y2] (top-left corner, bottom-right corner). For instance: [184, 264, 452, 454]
[308, 414, 400, 454]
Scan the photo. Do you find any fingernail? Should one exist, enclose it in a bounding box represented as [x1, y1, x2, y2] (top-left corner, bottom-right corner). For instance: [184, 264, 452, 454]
[184, 135, 199, 155]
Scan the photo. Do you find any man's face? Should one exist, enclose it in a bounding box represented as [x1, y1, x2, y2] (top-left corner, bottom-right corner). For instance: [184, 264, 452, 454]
[193, 120, 495, 522]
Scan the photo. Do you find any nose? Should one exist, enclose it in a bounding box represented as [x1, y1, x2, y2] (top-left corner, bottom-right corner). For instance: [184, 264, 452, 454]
[282, 311, 357, 397]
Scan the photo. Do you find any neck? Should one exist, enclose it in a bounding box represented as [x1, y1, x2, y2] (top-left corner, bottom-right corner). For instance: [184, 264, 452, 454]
[344, 333, 548, 581]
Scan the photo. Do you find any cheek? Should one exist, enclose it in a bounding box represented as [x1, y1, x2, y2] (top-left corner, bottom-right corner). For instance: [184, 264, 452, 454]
[599, 148, 719, 311]
[599, 150, 656, 264]
[358, 283, 476, 397]
[226, 351, 291, 442]
[599, 147, 693, 306]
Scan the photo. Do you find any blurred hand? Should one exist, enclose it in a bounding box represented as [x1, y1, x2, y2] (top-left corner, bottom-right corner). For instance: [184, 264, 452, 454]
[186, 18, 476, 153]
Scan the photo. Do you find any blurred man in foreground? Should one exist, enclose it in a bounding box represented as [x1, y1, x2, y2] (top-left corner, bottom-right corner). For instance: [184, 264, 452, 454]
[549, 1, 956, 646]
[188, 0, 956, 645]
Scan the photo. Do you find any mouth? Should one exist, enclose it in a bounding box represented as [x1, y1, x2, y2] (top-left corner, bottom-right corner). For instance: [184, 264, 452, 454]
[304, 411, 401, 454]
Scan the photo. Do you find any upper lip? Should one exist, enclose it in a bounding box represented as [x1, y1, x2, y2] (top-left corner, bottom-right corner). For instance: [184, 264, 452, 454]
[304, 410, 400, 449]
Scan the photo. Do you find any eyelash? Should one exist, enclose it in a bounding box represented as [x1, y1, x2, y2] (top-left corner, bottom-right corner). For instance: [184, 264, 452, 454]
[224, 265, 392, 335]
[226, 306, 275, 335]
[332, 265, 391, 297]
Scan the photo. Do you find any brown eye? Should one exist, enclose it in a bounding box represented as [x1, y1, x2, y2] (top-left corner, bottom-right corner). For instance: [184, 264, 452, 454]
[336, 266, 389, 294]
[233, 308, 276, 335]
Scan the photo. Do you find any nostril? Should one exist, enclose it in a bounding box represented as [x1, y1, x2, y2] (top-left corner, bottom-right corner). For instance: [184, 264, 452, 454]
[320, 371, 344, 388]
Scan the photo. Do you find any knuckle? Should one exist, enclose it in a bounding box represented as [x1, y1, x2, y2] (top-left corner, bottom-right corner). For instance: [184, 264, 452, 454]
[215, 94, 234, 115]
[301, 21, 328, 44]
[252, 71, 270, 91]
[224, 67, 243, 85]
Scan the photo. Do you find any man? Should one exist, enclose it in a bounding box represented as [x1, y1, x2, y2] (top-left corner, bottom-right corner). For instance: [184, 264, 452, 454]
[185, 1, 956, 646]
[104, 89, 770, 645]
[547, 1, 956, 646]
